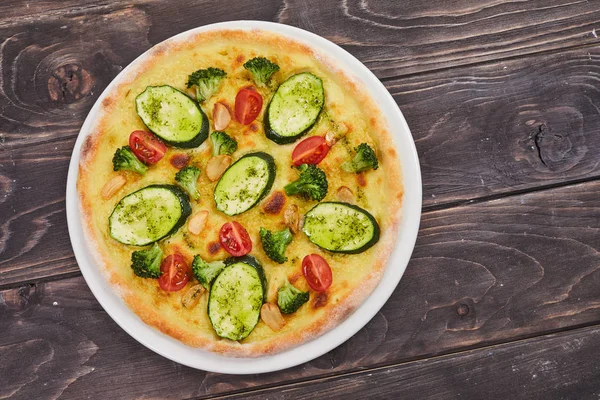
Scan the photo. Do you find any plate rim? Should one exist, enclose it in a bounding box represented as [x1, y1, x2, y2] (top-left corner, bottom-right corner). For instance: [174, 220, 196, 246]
[65, 20, 422, 374]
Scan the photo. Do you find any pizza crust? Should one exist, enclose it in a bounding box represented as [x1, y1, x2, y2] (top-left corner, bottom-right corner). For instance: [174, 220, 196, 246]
[77, 29, 403, 357]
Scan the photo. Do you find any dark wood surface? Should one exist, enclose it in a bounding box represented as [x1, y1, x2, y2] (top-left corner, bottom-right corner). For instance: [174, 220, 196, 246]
[1, 1, 599, 398]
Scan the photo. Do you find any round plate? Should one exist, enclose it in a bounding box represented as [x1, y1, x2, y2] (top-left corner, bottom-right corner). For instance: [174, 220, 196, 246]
[66, 20, 422, 374]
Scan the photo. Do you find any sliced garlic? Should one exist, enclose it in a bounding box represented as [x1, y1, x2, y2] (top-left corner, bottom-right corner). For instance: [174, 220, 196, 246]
[181, 284, 205, 309]
[336, 186, 354, 203]
[261, 303, 286, 331]
[206, 155, 232, 181]
[212, 102, 231, 131]
[284, 204, 300, 233]
[188, 210, 208, 235]
[101, 174, 126, 200]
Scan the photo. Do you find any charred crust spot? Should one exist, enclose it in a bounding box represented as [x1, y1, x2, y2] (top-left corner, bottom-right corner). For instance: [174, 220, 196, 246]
[357, 173, 367, 187]
[208, 241, 221, 255]
[312, 292, 328, 309]
[170, 153, 190, 169]
[263, 191, 286, 215]
[81, 135, 94, 158]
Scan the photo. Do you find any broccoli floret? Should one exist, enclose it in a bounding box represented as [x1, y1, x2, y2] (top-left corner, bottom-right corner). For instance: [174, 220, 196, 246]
[112, 146, 148, 175]
[341, 143, 379, 173]
[192, 255, 226, 289]
[175, 166, 201, 201]
[284, 164, 328, 201]
[186, 67, 227, 102]
[131, 243, 163, 278]
[243, 57, 280, 87]
[277, 279, 309, 314]
[260, 227, 293, 264]
[210, 131, 238, 156]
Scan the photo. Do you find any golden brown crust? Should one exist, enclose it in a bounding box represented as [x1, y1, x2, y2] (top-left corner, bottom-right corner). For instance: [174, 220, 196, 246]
[77, 28, 403, 357]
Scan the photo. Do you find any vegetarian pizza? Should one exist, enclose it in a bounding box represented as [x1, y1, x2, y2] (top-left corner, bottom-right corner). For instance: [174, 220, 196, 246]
[77, 29, 403, 356]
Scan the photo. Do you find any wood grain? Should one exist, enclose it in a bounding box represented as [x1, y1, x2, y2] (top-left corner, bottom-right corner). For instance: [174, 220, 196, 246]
[2, 0, 600, 79]
[2, 33, 600, 286]
[1, 181, 599, 398]
[228, 325, 600, 399]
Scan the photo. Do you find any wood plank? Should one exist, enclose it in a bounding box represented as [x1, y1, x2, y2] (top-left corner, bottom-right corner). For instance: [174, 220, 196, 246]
[1, 181, 599, 398]
[2, 33, 600, 285]
[228, 325, 600, 399]
[2, 0, 600, 79]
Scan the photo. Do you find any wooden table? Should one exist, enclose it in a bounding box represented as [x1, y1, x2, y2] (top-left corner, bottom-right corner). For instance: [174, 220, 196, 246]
[2, 1, 600, 398]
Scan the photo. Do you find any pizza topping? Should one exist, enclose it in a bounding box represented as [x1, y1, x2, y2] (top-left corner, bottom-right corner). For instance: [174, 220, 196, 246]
[325, 131, 338, 147]
[243, 57, 280, 87]
[170, 153, 190, 169]
[186, 67, 227, 103]
[158, 253, 189, 292]
[129, 130, 167, 164]
[210, 131, 237, 156]
[130, 243, 164, 278]
[284, 164, 329, 202]
[219, 221, 252, 257]
[336, 186, 354, 203]
[192, 255, 226, 289]
[235, 88, 263, 125]
[175, 166, 201, 201]
[341, 143, 379, 173]
[260, 227, 293, 264]
[292, 136, 330, 166]
[206, 155, 232, 182]
[208, 257, 267, 340]
[112, 146, 148, 175]
[212, 102, 231, 130]
[213, 152, 276, 216]
[101, 174, 126, 200]
[136, 85, 209, 148]
[261, 303, 286, 331]
[302, 202, 380, 254]
[312, 291, 328, 309]
[187, 210, 208, 235]
[208, 241, 222, 255]
[109, 185, 192, 246]
[302, 254, 332, 292]
[263, 191, 286, 215]
[181, 284, 205, 309]
[277, 279, 309, 314]
[284, 204, 300, 233]
[265, 72, 324, 144]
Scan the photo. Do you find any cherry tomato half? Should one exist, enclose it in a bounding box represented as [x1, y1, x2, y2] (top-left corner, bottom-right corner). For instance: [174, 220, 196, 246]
[219, 221, 252, 256]
[129, 130, 167, 164]
[302, 254, 333, 292]
[235, 88, 263, 125]
[158, 254, 189, 292]
[292, 136, 330, 166]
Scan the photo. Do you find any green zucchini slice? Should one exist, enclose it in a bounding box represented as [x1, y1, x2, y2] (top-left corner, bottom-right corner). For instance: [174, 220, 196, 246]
[135, 85, 209, 148]
[208, 256, 267, 341]
[213, 152, 276, 216]
[302, 202, 380, 254]
[109, 185, 191, 246]
[265, 72, 324, 144]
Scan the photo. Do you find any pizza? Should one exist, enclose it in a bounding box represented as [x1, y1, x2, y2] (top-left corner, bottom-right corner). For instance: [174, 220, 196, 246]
[77, 29, 403, 356]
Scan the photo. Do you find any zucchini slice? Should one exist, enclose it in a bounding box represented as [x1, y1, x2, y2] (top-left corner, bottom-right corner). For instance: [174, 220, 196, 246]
[135, 85, 209, 148]
[208, 256, 267, 341]
[302, 202, 380, 254]
[265, 72, 324, 144]
[213, 152, 276, 216]
[109, 185, 191, 246]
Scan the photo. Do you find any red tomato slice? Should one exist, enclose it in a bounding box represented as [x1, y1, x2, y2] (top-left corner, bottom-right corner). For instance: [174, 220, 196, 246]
[292, 136, 330, 166]
[158, 254, 189, 292]
[129, 130, 167, 164]
[235, 88, 263, 125]
[219, 221, 252, 256]
[302, 254, 333, 292]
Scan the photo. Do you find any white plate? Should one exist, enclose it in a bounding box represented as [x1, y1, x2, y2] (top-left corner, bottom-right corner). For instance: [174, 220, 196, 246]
[66, 20, 422, 374]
